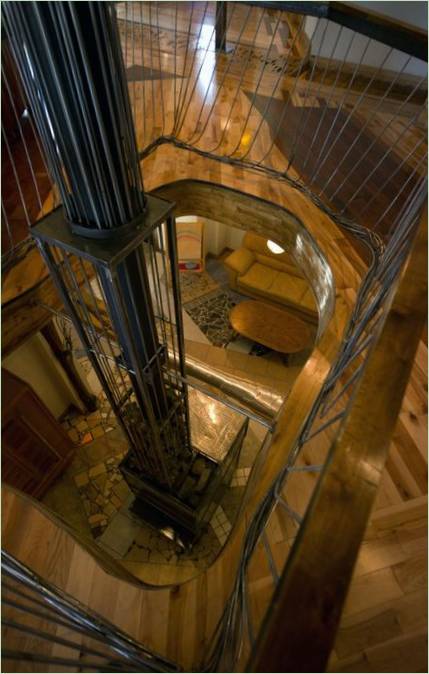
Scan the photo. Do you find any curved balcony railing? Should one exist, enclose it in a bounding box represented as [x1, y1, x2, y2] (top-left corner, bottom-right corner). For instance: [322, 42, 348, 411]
[1, 2, 427, 672]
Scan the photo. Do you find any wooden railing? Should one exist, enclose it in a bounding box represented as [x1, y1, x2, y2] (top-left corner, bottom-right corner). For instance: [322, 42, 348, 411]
[249, 205, 427, 672]
[1, 2, 427, 671]
[247, 1, 427, 59]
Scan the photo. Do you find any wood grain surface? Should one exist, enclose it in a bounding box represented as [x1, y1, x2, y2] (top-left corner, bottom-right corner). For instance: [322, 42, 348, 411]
[230, 299, 311, 353]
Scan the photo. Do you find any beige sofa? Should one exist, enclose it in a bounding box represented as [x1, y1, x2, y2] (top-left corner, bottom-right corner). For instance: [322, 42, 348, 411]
[224, 232, 318, 323]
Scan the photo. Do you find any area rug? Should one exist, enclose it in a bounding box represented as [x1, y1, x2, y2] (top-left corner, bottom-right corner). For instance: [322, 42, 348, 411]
[179, 269, 220, 304]
[184, 288, 238, 347]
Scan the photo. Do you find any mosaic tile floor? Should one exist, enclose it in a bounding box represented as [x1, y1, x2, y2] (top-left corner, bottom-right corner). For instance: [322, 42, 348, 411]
[94, 423, 262, 576]
[61, 264, 226, 447]
[117, 14, 299, 79]
[60, 259, 278, 452]
[59, 254, 303, 455]
[182, 259, 288, 357]
[62, 396, 115, 446]
[59, 348, 117, 446]
[45, 416, 266, 583]
[72, 450, 130, 539]
[48, 255, 275, 579]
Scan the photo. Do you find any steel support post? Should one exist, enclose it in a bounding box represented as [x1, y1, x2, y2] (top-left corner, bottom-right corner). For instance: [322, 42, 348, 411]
[215, 2, 228, 52]
[3, 1, 189, 485]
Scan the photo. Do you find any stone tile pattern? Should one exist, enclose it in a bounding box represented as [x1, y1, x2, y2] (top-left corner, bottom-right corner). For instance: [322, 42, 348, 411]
[95, 430, 260, 573]
[101, 466, 253, 571]
[183, 259, 296, 359]
[61, 358, 116, 447]
[104, 506, 223, 571]
[61, 267, 225, 447]
[231, 466, 251, 488]
[117, 16, 291, 77]
[60, 262, 278, 456]
[42, 427, 130, 538]
[49, 259, 268, 576]
[73, 451, 130, 539]
[48, 411, 263, 577]
[184, 288, 239, 347]
[211, 505, 233, 546]
[62, 380, 117, 445]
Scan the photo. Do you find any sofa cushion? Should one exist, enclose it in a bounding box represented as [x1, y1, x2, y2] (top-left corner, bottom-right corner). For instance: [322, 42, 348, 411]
[239, 264, 317, 318]
[239, 263, 278, 293]
[224, 247, 255, 275]
[269, 272, 310, 305]
[270, 274, 317, 317]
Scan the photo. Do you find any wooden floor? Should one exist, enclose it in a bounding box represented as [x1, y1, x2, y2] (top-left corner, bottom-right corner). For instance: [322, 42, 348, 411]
[1, 3, 427, 671]
[2, 149, 362, 671]
[117, 1, 426, 240]
[2, 148, 427, 673]
[2, 336, 426, 672]
[329, 338, 427, 673]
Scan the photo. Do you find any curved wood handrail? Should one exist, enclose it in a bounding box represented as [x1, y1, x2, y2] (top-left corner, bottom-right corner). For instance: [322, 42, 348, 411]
[245, 1, 428, 61]
[249, 205, 427, 672]
[1, 2, 426, 664]
[2, 147, 364, 669]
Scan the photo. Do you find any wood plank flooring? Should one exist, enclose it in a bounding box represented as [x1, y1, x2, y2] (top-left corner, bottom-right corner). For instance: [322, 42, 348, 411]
[2, 145, 362, 671]
[328, 339, 427, 673]
[2, 151, 426, 672]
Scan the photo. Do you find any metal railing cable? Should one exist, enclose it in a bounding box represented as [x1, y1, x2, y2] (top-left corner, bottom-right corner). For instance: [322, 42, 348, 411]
[174, 4, 228, 139]
[1, 551, 180, 673]
[285, 28, 334, 170]
[1, 64, 44, 218]
[183, 3, 247, 147]
[127, 1, 426, 242]
[201, 178, 426, 672]
[198, 6, 267, 154]
[299, 32, 372, 177]
[241, 12, 311, 162]
[227, 10, 284, 158]
[287, 20, 341, 169]
[298, 25, 354, 172]
[333, 88, 427, 208]
[1, 36, 55, 264]
[317, 53, 413, 197]
[1, 121, 31, 230]
[3, 1, 426, 267]
[1, 2, 427, 671]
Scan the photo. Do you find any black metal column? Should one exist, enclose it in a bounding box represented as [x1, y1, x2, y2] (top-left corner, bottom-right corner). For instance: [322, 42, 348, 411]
[3, 0, 248, 542]
[2, 1, 184, 480]
[215, 2, 228, 52]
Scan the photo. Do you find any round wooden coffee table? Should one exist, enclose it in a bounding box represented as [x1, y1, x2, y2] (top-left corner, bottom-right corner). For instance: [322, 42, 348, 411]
[229, 300, 311, 355]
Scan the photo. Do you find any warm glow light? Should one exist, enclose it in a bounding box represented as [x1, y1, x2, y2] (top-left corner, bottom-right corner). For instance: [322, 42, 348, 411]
[207, 401, 219, 424]
[267, 240, 285, 255]
[240, 131, 252, 147]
